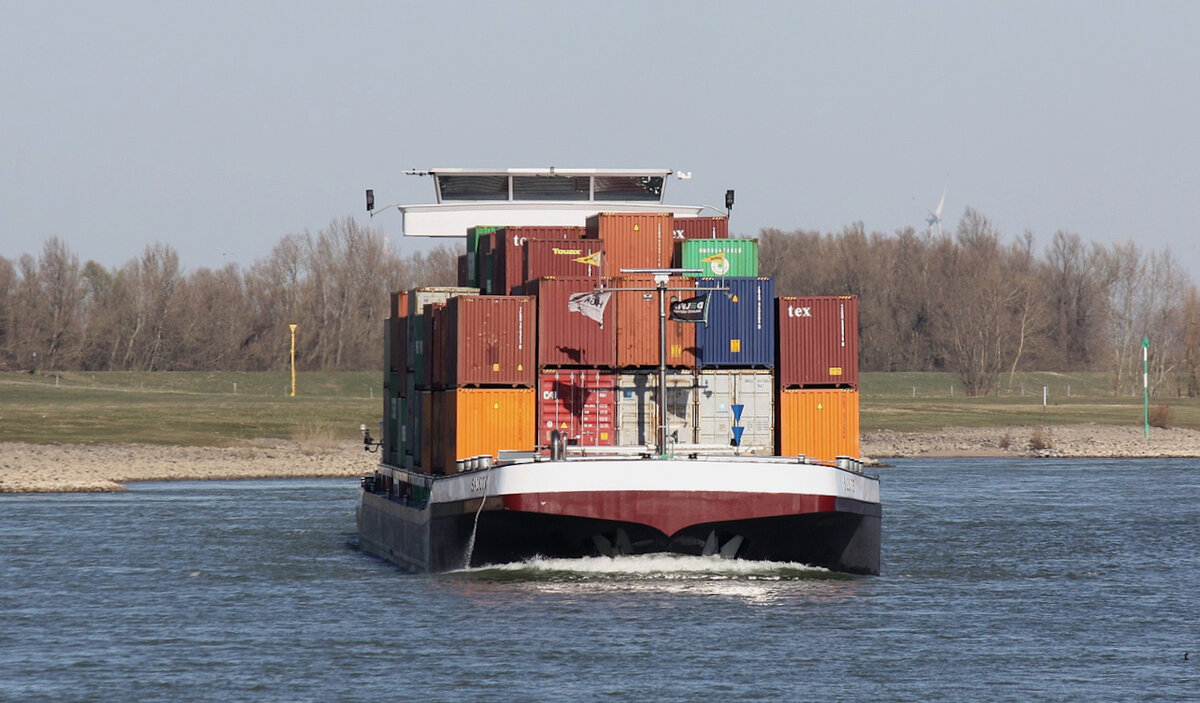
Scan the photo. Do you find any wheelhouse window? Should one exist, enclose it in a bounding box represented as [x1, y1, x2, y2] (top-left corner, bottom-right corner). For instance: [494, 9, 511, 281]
[512, 175, 590, 201]
[433, 172, 667, 202]
[437, 175, 509, 201]
[594, 176, 664, 201]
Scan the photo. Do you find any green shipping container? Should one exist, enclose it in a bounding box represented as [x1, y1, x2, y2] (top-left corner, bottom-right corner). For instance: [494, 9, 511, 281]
[680, 238, 759, 277]
[467, 226, 502, 288]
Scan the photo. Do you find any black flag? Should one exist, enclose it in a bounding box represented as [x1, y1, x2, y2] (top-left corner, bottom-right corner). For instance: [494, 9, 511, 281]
[669, 293, 710, 324]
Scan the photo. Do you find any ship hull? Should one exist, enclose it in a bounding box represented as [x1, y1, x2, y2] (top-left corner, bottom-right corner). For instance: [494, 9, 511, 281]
[358, 457, 881, 575]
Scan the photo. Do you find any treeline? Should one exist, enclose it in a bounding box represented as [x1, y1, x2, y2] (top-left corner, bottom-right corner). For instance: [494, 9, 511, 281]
[4, 209, 1197, 398]
[0, 218, 459, 373]
[759, 208, 1199, 397]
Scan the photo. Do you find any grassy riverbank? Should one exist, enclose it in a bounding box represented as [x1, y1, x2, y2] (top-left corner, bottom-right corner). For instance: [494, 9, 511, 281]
[0, 371, 381, 445]
[859, 371, 1200, 432]
[2, 370, 1195, 447]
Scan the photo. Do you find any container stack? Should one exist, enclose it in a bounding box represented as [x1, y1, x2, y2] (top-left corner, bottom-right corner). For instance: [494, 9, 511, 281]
[378, 213, 861, 469]
[775, 295, 861, 462]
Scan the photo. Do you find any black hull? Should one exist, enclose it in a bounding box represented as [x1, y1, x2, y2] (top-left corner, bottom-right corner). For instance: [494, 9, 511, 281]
[359, 491, 881, 575]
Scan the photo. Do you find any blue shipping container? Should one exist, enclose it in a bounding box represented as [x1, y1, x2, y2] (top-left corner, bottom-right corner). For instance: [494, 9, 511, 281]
[694, 277, 776, 368]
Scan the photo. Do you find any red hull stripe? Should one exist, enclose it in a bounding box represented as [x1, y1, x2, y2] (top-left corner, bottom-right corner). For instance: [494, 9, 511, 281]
[503, 490, 838, 537]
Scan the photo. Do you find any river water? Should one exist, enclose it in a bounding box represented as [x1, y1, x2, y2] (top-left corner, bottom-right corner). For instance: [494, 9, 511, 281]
[1, 458, 1197, 701]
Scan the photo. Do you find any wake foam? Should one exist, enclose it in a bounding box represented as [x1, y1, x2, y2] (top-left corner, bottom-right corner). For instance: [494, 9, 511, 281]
[456, 553, 837, 581]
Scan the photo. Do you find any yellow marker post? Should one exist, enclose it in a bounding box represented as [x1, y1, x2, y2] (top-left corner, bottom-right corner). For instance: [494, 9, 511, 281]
[289, 324, 298, 397]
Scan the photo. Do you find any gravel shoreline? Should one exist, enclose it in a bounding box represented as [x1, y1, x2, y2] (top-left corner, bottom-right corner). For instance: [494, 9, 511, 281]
[2, 424, 1197, 494]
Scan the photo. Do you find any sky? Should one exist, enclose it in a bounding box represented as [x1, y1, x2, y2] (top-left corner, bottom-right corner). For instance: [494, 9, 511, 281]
[3, 1, 1198, 279]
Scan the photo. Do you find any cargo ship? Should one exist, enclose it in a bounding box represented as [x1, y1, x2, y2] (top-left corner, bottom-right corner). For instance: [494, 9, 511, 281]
[357, 169, 881, 575]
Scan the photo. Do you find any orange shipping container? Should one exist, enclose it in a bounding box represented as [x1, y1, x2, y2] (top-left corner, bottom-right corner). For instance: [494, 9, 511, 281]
[777, 388, 860, 463]
[612, 275, 696, 368]
[435, 388, 537, 473]
[585, 213, 674, 272]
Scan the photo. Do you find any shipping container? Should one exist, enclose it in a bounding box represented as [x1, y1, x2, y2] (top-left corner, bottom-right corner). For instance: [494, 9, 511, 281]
[456, 254, 469, 287]
[777, 295, 859, 388]
[384, 388, 406, 467]
[406, 287, 478, 387]
[478, 233, 497, 294]
[528, 277, 617, 368]
[585, 213, 674, 272]
[777, 388, 860, 462]
[679, 238, 759, 278]
[390, 290, 409, 319]
[522, 238, 605, 293]
[466, 225, 503, 288]
[672, 216, 729, 241]
[419, 303, 445, 389]
[538, 369, 617, 448]
[612, 275, 697, 368]
[694, 277, 776, 368]
[417, 390, 433, 471]
[436, 296, 535, 388]
[384, 316, 408, 373]
[435, 388, 537, 473]
[493, 226, 585, 295]
[382, 369, 400, 465]
[615, 371, 697, 447]
[695, 370, 774, 453]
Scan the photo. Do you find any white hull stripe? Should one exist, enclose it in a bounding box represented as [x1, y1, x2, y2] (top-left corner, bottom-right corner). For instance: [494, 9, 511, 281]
[428, 459, 879, 505]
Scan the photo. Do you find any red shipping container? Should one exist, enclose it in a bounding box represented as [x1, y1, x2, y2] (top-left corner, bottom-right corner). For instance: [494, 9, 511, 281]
[494, 226, 585, 295]
[529, 277, 617, 368]
[522, 238, 605, 293]
[612, 275, 696, 368]
[537, 369, 617, 449]
[435, 296, 536, 388]
[585, 213, 674, 273]
[673, 216, 729, 241]
[777, 296, 859, 388]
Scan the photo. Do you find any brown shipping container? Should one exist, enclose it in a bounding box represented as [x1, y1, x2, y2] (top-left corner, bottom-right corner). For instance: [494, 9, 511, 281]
[420, 303, 445, 389]
[435, 388, 537, 473]
[612, 275, 696, 368]
[530, 277, 617, 368]
[777, 388, 860, 462]
[478, 233, 497, 294]
[585, 213, 674, 272]
[386, 316, 408, 373]
[538, 370, 617, 448]
[777, 296, 859, 388]
[438, 295, 535, 388]
[494, 226, 585, 295]
[522, 238, 605, 293]
[673, 216, 729, 241]
[456, 254, 469, 287]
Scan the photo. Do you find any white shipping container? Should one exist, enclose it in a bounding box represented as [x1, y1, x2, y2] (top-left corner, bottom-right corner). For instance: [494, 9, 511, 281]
[616, 372, 697, 447]
[695, 370, 775, 454]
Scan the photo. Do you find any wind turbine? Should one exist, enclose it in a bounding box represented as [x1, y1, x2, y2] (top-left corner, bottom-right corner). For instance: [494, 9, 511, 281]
[926, 187, 946, 237]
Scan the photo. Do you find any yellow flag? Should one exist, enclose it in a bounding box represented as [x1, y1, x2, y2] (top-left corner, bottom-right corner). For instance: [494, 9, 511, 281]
[573, 251, 601, 267]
